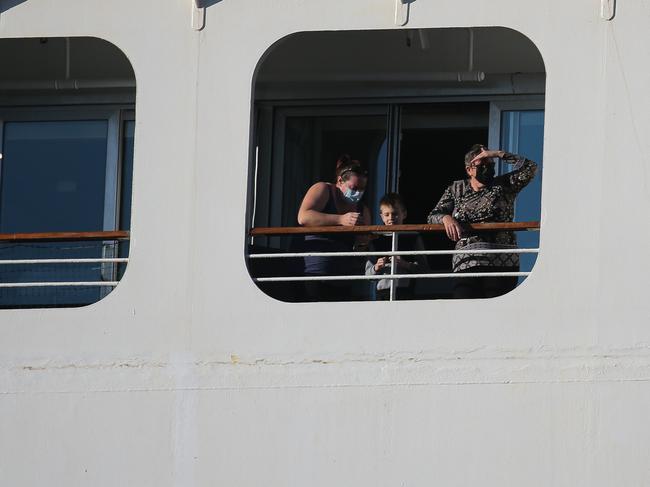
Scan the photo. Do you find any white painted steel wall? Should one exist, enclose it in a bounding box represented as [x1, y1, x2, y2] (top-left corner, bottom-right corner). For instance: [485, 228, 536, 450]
[1, 0, 650, 485]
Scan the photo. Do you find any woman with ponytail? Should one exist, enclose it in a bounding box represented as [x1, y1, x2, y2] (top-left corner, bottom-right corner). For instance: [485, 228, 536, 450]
[297, 155, 371, 301]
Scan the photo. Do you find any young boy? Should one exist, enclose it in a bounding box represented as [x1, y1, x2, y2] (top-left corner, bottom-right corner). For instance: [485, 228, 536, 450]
[365, 193, 428, 300]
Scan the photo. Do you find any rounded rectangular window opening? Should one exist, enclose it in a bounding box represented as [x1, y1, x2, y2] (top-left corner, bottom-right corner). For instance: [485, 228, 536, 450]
[246, 27, 545, 303]
[0, 37, 136, 309]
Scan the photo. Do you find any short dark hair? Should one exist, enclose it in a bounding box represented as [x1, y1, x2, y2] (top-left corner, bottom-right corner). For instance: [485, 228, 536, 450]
[379, 192, 406, 212]
[335, 154, 367, 181]
[464, 144, 485, 167]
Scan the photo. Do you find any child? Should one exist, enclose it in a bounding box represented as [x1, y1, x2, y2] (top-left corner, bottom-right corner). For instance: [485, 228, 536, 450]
[365, 193, 428, 300]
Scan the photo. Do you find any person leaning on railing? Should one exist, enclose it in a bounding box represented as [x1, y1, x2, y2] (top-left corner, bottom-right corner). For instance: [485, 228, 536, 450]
[297, 155, 372, 301]
[427, 144, 537, 299]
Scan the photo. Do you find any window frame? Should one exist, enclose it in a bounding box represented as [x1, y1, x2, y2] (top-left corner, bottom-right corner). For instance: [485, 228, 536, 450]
[249, 95, 545, 302]
[0, 105, 135, 304]
[488, 96, 545, 175]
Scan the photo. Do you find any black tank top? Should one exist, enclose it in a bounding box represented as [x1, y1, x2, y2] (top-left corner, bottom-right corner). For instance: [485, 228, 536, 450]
[303, 186, 362, 276]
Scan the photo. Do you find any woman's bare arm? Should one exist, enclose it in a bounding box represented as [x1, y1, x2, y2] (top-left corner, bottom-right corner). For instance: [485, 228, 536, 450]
[297, 182, 345, 226]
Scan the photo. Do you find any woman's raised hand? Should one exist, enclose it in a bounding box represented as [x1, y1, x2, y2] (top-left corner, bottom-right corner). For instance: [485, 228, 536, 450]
[470, 148, 505, 165]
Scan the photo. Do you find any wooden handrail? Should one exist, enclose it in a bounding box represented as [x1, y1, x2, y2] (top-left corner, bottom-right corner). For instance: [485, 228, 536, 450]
[0, 231, 130, 243]
[250, 222, 540, 237]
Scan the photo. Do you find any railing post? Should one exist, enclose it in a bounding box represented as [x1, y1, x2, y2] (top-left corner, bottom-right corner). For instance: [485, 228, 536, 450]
[389, 230, 398, 301]
[100, 240, 118, 298]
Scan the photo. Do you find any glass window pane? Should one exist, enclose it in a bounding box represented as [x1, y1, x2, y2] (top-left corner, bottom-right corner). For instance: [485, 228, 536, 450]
[277, 113, 388, 230]
[0, 120, 110, 307]
[1, 120, 108, 233]
[500, 110, 544, 275]
[252, 112, 388, 302]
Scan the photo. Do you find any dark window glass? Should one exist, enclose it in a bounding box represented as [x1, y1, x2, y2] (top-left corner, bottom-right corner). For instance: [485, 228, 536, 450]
[499, 110, 544, 278]
[1, 121, 108, 232]
[0, 120, 110, 307]
[119, 120, 134, 231]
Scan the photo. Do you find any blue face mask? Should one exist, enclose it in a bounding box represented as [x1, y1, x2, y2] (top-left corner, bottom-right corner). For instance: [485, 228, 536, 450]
[343, 188, 364, 204]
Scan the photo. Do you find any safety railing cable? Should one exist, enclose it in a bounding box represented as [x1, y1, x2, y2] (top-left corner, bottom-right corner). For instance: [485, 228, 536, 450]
[0, 231, 130, 290]
[248, 222, 539, 301]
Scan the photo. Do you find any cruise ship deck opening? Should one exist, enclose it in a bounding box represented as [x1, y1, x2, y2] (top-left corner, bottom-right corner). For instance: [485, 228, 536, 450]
[0, 37, 135, 308]
[246, 27, 545, 302]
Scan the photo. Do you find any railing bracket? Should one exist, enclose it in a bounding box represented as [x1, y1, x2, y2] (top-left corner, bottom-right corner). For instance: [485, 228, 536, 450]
[192, 0, 206, 31]
[395, 0, 410, 26]
[601, 0, 616, 20]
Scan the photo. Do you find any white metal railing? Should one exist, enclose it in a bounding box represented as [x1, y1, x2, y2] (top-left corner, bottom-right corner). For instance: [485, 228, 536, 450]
[250, 248, 539, 259]
[249, 223, 540, 301]
[0, 231, 129, 290]
[0, 281, 120, 288]
[0, 258, 129, 265]
[0, 258, 127, 288]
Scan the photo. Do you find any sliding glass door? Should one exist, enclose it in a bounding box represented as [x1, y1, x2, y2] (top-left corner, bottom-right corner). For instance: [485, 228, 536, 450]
[490, 100, 544, 276]
[253, 105, 389, 250]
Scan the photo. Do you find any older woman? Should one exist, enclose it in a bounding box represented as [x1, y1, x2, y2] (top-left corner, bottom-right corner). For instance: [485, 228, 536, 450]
[298, 155, 371, 301]
[428, 144, 537, 299]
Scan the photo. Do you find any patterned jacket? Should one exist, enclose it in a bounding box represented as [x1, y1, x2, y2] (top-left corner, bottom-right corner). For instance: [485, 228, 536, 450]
[427, 154, 537, 272]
